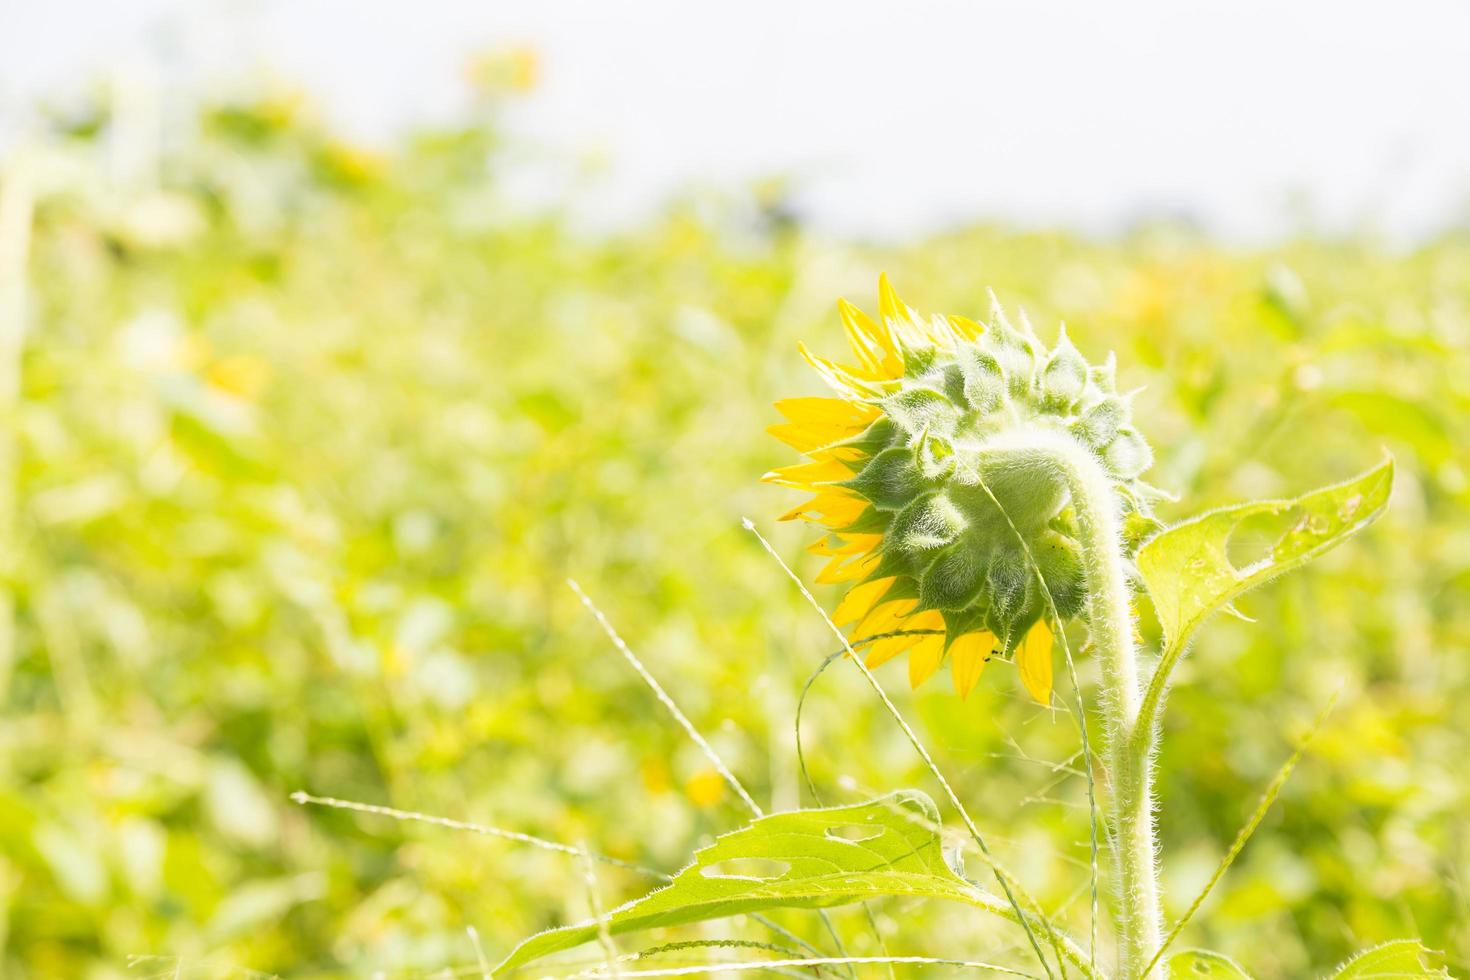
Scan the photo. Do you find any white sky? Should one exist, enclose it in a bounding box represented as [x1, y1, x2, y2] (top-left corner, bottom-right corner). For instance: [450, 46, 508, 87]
[3, 0, 1469, 242]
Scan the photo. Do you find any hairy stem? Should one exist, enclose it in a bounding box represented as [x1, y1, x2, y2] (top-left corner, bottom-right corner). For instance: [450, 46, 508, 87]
[986, 430, 1164, 979]
[1071, 471, 1161, 978]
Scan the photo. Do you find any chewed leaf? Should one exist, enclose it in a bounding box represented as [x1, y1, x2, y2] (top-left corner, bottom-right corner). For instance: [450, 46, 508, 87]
[494, 791, 981, 975]
[1168, 949, 1256, 978]
[1138, 457, 1393, 659]
[1326, 939, 1449, 978]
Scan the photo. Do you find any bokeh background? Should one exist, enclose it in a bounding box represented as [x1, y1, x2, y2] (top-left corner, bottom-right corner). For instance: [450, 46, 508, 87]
[1, 3, 1468, 978]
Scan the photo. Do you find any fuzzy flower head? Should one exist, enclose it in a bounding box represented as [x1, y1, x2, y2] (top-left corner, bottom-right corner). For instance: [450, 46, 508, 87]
[766, 278, 1157, 703]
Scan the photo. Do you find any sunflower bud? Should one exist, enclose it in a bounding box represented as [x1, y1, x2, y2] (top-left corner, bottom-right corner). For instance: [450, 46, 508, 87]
[765, 278, 1157, 703]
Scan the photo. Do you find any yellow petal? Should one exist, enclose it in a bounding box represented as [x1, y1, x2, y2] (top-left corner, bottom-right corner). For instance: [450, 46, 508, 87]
[774, 397, 878, 428]
[877, 273, 910, 325]
[815, 552, 880, 585]
[838, 298, 904, 378]
[761, 457, 854, 489]
[864, 632, 921, 668]
[836, 299, 883, 373]
[876, 274, 929, 352]
[781, 486, 855, 513]
[778, 490, 868, 527]
[811, 445, 868, 464]
[907, 609, 945, 632]
[806, 535, 842, 556]
[766, 421, 861, 453]
[776, 491, 821, 521]
[853, 597, 918, 641]
[805, 532, 882, 557]
[949, 631, 996, 699]
[907, 632, 945, 687]
[1017, 620, 1054, 705]
[833, 577, 894, 627]
[799, 342, 884, 395]
[948, 314, 986, 341]
[924, 312, 968, 349]
[818, 497, 869, 528]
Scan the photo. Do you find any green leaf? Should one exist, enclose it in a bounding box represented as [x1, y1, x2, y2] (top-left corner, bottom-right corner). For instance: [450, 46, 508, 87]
[495, 791, 980, 975]
[1138, 456, 1393, 660]
[1326, 939, 1448, 979]
[1168, 949, 1256, 978]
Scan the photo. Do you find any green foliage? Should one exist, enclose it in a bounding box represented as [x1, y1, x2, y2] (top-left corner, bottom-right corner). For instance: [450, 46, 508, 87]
[1135, 458, 1394, 732]
[1327, 940, 1448, 979]
[496, 790, 982, 974]
[1138, 457, 1393, 662]
[1160, 942, 1446, 980]
[1167, 949, 1255, 978]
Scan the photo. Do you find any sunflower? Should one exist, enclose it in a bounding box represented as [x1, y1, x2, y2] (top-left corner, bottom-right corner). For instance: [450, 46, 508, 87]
[765, 277, 1157, 704]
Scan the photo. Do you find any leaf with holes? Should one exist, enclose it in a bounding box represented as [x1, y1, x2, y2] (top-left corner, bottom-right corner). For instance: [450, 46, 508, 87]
[1326, 939, 1448, 979]
[1138, 456, 1393, 661]
[1168, 949, 1256, 978]
[494, 790, 984, 975]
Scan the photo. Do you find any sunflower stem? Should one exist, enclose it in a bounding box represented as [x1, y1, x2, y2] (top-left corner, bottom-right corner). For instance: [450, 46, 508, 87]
[1055, 439, 1163, 979]
[982, 429, 1164, 979]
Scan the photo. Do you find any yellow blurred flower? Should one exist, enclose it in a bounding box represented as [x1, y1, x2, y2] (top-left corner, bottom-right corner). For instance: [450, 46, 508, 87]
[316, 142, 386, 186]
[684, 768, 726, 808]
[464, 45, 540, 95]
[205, 355, 271, 401]
[640, 759, 672, 795]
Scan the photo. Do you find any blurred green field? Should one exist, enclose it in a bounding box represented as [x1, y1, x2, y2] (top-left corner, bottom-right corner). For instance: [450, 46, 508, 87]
[1, 83, 1467, 978]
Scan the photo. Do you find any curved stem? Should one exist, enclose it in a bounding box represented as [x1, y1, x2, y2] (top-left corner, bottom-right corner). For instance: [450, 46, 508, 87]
[982, 430, 1165, 979]
[1131, 640, 1180, 759]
